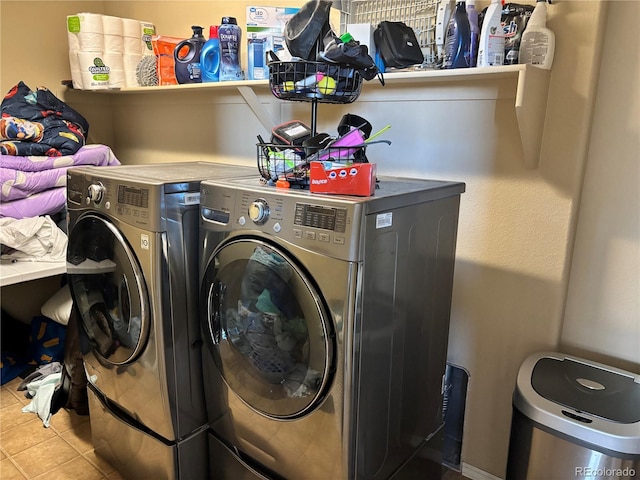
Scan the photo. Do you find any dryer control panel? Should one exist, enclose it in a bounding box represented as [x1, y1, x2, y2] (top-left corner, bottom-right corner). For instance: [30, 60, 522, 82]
[200, 182, 363, 262]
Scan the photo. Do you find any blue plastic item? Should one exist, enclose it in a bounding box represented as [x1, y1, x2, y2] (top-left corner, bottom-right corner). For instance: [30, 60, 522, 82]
[443, 2, 471, 69]
[201, 25, 221, 82]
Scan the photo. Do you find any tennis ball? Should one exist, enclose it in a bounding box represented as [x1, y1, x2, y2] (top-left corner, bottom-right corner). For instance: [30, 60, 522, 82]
[283, 81, 296, 92]
[316, 76, 336, 95]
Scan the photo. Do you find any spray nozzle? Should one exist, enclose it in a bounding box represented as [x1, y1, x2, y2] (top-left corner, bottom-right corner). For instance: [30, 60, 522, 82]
[191, 25, 204, 37]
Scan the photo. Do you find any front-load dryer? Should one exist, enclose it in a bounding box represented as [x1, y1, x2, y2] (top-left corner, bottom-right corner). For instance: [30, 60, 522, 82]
[66, 162, 255, 479]
[198, 176, 465, 479]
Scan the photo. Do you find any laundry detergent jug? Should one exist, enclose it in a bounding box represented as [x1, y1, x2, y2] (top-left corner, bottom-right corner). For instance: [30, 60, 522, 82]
[174, 25, 205, 84]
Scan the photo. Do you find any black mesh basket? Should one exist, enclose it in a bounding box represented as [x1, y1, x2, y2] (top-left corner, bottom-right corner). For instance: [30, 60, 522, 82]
[269, 61, 363, 104]
[257, 142, 368, 187]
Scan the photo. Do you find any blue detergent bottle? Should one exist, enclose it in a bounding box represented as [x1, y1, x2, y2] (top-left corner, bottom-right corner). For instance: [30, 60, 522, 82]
[201, 25, 221, 82]
[174, 26, 205, 84]
[443, 2, 471, 69]
[466, 0, 480, 67]
[219, 17, 244, 81]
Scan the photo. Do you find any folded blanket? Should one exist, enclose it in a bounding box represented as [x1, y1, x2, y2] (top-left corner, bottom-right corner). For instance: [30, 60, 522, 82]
[0, 81, 89, 157]
[1, 144, 120, 203]
[0, 144, 121, 218]
[1, 168, 66, 201]
[0, 143, 119, 172]
[0, 188, 67, 222]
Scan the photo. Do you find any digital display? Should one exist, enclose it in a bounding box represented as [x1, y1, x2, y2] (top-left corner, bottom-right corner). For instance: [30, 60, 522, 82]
[118, 185, 149, 208]
[294, 204, 347, 232]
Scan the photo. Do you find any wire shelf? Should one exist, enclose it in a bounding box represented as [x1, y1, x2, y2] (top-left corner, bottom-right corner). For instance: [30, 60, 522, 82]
[343, 0, 441, 66]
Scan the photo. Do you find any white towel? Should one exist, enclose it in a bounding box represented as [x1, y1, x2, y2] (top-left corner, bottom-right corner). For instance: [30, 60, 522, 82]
[0, 215, 67, 261]
[21, 372, 63, 427]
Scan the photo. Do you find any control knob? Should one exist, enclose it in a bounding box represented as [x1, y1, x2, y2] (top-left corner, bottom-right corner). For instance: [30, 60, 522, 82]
[87, 183, 105, 203]
[248, 199, 269, 224]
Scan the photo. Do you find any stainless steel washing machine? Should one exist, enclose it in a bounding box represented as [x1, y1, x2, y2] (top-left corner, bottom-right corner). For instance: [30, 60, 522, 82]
[66, 162, 255, 480]
[198, 176, 465, 479]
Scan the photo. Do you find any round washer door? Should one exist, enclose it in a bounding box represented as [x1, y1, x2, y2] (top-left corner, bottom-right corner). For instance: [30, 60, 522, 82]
[201, 237, 335, 419]
[67, 213, 150, 365]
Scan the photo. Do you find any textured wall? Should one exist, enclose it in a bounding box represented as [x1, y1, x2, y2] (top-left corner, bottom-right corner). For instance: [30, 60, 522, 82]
[2, 2, 631, 478]
[561, 1, 640, 370]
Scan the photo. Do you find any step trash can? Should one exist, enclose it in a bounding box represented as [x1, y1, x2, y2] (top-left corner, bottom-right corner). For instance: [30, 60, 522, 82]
[506, 352, 639, 480]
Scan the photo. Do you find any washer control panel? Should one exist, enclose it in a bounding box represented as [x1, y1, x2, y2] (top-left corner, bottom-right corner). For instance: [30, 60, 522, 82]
[67, 171, 162, 230]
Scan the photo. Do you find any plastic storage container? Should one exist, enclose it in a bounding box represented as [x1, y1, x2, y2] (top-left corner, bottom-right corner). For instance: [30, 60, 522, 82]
[506, 352, 640, 480]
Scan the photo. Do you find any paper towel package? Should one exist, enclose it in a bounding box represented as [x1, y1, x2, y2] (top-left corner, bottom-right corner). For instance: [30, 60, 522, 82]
[123, 53, 143, 87]
[67, 13, 104, 51]
[77, 52, 110, 90]
[140, 22, 156, 56]
[68, 51, 83, 90]
[67, 13, 156, 89]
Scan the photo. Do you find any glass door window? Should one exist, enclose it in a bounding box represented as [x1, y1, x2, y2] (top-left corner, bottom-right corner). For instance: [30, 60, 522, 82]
[202, 238, 335, 419]
[67, 214, 149, 365]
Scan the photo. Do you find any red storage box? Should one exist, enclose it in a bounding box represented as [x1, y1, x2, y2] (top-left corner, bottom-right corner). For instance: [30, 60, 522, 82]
[309, 161, 376, 196]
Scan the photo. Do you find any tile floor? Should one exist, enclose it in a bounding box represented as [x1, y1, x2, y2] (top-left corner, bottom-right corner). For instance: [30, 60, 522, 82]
[0, 376, 123, 480]
[1, 375, 470, 480]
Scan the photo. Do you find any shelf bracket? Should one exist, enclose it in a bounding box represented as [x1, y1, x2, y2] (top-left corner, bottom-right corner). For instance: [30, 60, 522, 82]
[237, 85, 277, 134]
[514, 66, 551, 169]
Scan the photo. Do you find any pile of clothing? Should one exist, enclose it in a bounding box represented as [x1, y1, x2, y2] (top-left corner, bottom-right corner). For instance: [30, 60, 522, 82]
[0, 81, 120, 262]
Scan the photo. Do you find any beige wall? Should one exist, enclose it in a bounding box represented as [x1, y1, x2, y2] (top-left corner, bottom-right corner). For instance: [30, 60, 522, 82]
[2, 2, 637, 479]
[561, 1, 640, 370]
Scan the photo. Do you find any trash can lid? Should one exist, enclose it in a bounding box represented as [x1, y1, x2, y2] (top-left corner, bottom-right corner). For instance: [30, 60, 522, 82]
[531, 357, 640, 423]
[513, 352, 640, 456]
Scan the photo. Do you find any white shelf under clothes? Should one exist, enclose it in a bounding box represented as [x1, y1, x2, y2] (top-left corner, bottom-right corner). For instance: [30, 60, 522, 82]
[0, 259, 66, 287]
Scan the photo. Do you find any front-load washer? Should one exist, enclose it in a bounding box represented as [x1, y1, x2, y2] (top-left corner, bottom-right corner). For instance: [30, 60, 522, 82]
[66, 162, 255, 480]
[198, 176, 465, 479]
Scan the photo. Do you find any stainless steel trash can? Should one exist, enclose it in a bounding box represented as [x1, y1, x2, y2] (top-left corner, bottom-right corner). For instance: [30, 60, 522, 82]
[506, 352, 640, 480]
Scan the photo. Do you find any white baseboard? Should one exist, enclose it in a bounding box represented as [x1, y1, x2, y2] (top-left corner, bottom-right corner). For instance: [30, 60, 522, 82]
[461, 463, 504, 480]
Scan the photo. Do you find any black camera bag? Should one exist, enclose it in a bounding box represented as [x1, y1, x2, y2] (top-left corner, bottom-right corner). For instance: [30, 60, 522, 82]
[374, 21, 424, 68]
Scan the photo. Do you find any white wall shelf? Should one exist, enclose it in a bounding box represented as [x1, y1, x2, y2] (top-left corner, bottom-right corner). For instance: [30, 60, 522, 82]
[65, 64, 550, 168]
[367, 64, 551, 169]
[0, 259, 66, 287]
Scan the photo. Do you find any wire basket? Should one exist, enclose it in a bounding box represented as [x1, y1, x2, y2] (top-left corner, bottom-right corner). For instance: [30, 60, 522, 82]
[269, 61, 363, 104]
[257, 142, 369, 187]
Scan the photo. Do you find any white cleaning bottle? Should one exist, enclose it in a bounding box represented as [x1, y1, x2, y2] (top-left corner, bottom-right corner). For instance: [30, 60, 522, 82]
[477, 0, 504, 66]
[519, 0, 555, 69]
[435, 0, 455, 65]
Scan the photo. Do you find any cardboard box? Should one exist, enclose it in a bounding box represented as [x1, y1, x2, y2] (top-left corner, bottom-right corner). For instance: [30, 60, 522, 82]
[309, 161, 377, 196]
[246, 6, 299, 80]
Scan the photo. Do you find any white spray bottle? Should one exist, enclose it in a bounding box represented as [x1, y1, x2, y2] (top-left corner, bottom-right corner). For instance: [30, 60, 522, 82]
[477, 0, 505, 66]
[436, 0, 455, 65]
[519, 0, 555, 69]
